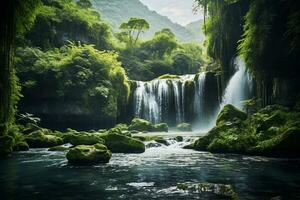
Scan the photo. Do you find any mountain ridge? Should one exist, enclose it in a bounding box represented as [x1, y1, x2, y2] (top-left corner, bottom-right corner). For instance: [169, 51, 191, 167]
[91, 0, 203, 42]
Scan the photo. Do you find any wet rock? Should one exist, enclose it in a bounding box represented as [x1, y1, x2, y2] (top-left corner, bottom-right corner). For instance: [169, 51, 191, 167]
[128, 118, 153, 132]
[100, 133, 145, 153]
[66, 144, 111, 165]
[155, 139, 169, 146]
[63, 132, 104, 146]
[25, 130, 63, 148]
[14, 141, 29, 151]
[153, 123, 168, 132]
[177, 123, 192, 132]
[146, 142, 162, 148]
[48, 145, 69, 151]
[216, 104, 247, 125]
[175, 136, 183, 142]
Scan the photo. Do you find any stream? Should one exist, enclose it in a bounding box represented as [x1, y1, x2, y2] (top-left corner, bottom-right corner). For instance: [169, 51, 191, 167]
[1, 133, 300, 200]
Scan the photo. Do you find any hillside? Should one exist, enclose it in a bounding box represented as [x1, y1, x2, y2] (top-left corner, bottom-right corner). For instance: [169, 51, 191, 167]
[91, 0, 202, 42]
[185, 20, 205, 43]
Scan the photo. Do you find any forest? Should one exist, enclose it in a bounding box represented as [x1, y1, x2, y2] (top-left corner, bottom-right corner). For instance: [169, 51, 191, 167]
[0, 0, 300, 199]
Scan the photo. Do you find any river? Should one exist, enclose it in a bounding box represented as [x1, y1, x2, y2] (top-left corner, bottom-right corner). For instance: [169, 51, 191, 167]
[1, 133, 300, 199]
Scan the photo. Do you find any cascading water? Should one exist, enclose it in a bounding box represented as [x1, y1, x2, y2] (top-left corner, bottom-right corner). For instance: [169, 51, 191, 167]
[133, 75, 196, 124]
[194, 73, 206, 122]
[221, 57, 253, 110]
[133, 57, 253, 130]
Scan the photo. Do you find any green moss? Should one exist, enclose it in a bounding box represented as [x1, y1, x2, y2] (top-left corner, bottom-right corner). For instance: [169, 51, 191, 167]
[63, 132, 104, 146]
[155, 138, 169, 146]
[25, 130, 63, 148]
[48, 146, 69, 151]
[132, 135, 163, 142]
[155, 74, 180, 79]
[177, 123, 192, 132]
[153, 123, 168, 132]
[0, 135, 15, 157]
[128, 118, 153, 132]
[14, 141, 29, 151]
[193, 104, 300, 157]
[66, 144, 111, 165]
[100, 133, 145, 153]
[216, 104, 247, 125]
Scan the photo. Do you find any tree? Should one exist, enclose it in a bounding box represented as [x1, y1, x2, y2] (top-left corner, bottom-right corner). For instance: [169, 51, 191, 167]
[119, 17, 150, 47]
[0, 0, 40, 137]
[141, 28, 178, 59]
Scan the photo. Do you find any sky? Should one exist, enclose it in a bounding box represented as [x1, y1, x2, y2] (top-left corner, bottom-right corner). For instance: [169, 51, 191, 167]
[139, 0, 203, 26]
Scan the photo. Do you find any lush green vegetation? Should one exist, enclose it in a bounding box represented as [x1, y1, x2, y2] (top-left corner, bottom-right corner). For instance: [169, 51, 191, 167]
[192, 104, 300, 156]
[22, 0, 113, 50]
[16, 43, 130, 129]
[91, 0, 203, 42]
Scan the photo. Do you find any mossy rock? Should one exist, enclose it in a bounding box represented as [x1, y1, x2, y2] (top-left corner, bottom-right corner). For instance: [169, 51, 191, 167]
[48, 146, 69, 151]
[155, 74, 179, 79]
[25, 130, 63, 148]
[257, 111, 287, 132]
[132, 135, 163, 142]
[66, 144, 111, 165]
[0, 135, 15, 157]
[155, 138, 169, 146]
[21, 123, 43, 135]
[14, 141, 29, 151]
[108, 123, 129, 135]
[216, 104, 247, 125]
[251, 127, 300, 156]
[177, 123, 192, 132]
[128, 118, 153, 132]
[63, 132, 104, 146]
[175, 136, 183, 142]
[100, 133, 145, 153]
[153, 123, 168, 132]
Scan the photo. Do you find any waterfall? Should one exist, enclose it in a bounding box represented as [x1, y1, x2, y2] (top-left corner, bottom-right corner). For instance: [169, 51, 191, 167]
[194, 73, 206, 119]
[132, 58, 253, 130]
[221, 57, 253, 110]
[133, 75, 195, 124]
[171, 80, 182, 123]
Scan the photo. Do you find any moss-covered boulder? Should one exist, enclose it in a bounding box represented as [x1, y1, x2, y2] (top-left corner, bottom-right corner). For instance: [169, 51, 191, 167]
[155, 138, 169, 146]
[21, 123, 43, 135]
[101, 133, 145, 153]
[25, 130, 63, 148]
[177, 123, 192, 131]
[48, 146, 69, 151]
[128, 118, 153, 132]
[0, 135, 15, 156]
[66, 144, 111, 165]
[216, 104, 247, 125]
[14, 141, 29, 151]
[193, 104, 300, 157]
[63, 132, 104, 146]
[153, 123, 168, 132]
[249, 128, 300, 156]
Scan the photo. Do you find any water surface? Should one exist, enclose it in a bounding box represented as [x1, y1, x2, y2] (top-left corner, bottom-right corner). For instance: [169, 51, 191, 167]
[1, 136, 300, 200]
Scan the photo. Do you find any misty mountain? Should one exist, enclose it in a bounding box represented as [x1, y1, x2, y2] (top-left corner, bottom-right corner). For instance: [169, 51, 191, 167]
[91, 0, 203, 42]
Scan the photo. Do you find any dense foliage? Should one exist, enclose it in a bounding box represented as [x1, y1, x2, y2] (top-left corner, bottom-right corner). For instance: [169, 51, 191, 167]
[16, 44, 130, 129]
[22, 0, 113, 50]
[195, 0, 300, 107]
